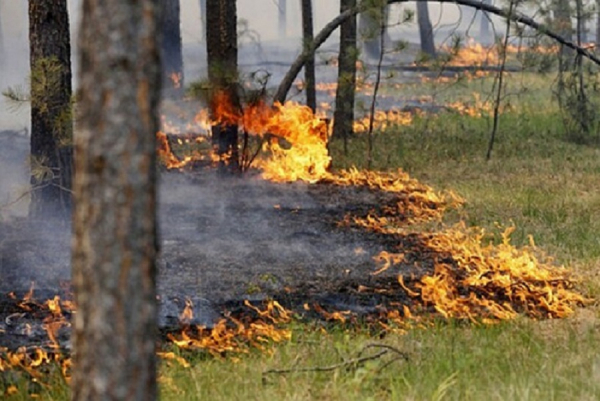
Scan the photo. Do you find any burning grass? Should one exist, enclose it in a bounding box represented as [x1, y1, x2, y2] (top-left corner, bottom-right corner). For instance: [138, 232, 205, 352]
[2, 66, 597, 398]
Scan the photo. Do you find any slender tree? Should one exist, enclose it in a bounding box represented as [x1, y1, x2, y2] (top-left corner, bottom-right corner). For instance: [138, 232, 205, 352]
[162, 0, 184, 96]
[597, 0, 600, 46]
[417, 2, 436, 57]
[72, 0, 161, 399]
[301, 0, 316, 112]
[274, 0, 600, 105]
[28, 0, 73, 220]
[206, 0, 240, 171]
[332, 0, 358, 153]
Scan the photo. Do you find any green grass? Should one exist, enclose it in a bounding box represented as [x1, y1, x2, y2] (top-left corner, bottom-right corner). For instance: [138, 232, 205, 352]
[4, 73, 600, 400]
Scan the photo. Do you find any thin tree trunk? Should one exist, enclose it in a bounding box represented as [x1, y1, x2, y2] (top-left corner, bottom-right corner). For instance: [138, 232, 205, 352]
[28, 0, 73, 221]
[487, 0, 513, 160]
[162, 0, 184, 97]
[596, 0, 600, 46]
[72, 0, 161, 399]
[416, 2, 436, 57]
[301, 0, 316, 112]
[206, 0, 240, 172]
[273, 0, 600, 105]
[367, 13, 386, 169]
[279, 0, 287, 38]
[332, 0, 357, 153]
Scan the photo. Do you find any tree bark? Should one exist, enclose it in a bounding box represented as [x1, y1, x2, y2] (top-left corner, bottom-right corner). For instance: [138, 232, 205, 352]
[416, 2, 436, 57]
[301, 0, 316, 112]
[72, 0, 161, 399]
[28, 0, 73, 221]
[332, 0, 357, 148]
[206, 0, 240, 171]
[162, 0, 184, 97]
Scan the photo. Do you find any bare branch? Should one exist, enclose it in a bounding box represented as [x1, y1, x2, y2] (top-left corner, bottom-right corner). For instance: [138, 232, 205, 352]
[273, 0, 600, 105]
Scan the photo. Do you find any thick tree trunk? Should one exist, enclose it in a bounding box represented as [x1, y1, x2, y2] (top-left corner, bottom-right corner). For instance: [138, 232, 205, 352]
[206, 0, 239, 171]
[72, 0, 161, 399]
[28, 0, 73, 221]
[332, 0, 357, 148]
[279, 0, 287, 38]
[301, 0, 316, 112]
[162, 0, 184, 97]
[416, 2, 436, 57]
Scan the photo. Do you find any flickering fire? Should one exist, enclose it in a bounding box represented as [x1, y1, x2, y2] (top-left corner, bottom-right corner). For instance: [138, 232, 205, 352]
[353, 109, 414, 133]
[167, 300, 292, 356]
[158, 92, 332, 182]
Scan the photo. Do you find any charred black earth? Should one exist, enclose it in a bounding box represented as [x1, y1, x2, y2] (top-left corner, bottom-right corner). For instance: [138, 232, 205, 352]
[1, 128, 440, 347]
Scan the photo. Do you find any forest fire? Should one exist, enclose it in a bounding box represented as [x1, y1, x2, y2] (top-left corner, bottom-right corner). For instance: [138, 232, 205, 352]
[157, 93, 331, 182]
[0, 79, 589, 396]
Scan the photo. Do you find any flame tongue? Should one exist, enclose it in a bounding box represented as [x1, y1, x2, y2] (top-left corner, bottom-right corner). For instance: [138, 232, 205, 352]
[245, 101, 331, 183]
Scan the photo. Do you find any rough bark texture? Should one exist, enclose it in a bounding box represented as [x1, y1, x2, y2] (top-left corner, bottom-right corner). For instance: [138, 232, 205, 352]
[301, 0, 316, 112]
[28, 0, 73, 221]
[72, 0, 161, 399]
[332, 0, 357, 144]
[162, 0, 184, 96]
[206, 0, 239, 171]
[416, 2, 436, 57]
[279, 0, 287, 38]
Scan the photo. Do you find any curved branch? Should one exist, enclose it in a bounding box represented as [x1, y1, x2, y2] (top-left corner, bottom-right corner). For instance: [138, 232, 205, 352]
[273, 0, 600, 104]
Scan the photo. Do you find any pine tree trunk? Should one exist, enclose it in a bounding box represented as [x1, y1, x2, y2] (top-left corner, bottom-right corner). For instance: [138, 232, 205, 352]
[72, 0, 161, 399]
[206, 0, 239, 172]
[301, 0, 316, 112]
[416, 2, 436, 57]
[332, 0, 357, 149]
[162, 0, 184, 97]
[28, 0, 73, 221]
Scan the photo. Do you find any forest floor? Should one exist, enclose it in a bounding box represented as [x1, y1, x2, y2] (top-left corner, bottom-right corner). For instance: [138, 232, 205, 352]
[2, 70, 600, 399]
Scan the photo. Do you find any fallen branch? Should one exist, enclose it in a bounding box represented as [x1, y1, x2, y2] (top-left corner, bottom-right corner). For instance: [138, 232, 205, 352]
[273, 0, 600, 104]
[262, 343, 408, 381]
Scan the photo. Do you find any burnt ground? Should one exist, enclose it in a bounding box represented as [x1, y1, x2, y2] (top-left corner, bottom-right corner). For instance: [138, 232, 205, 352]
[0, 162, 437, 340]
